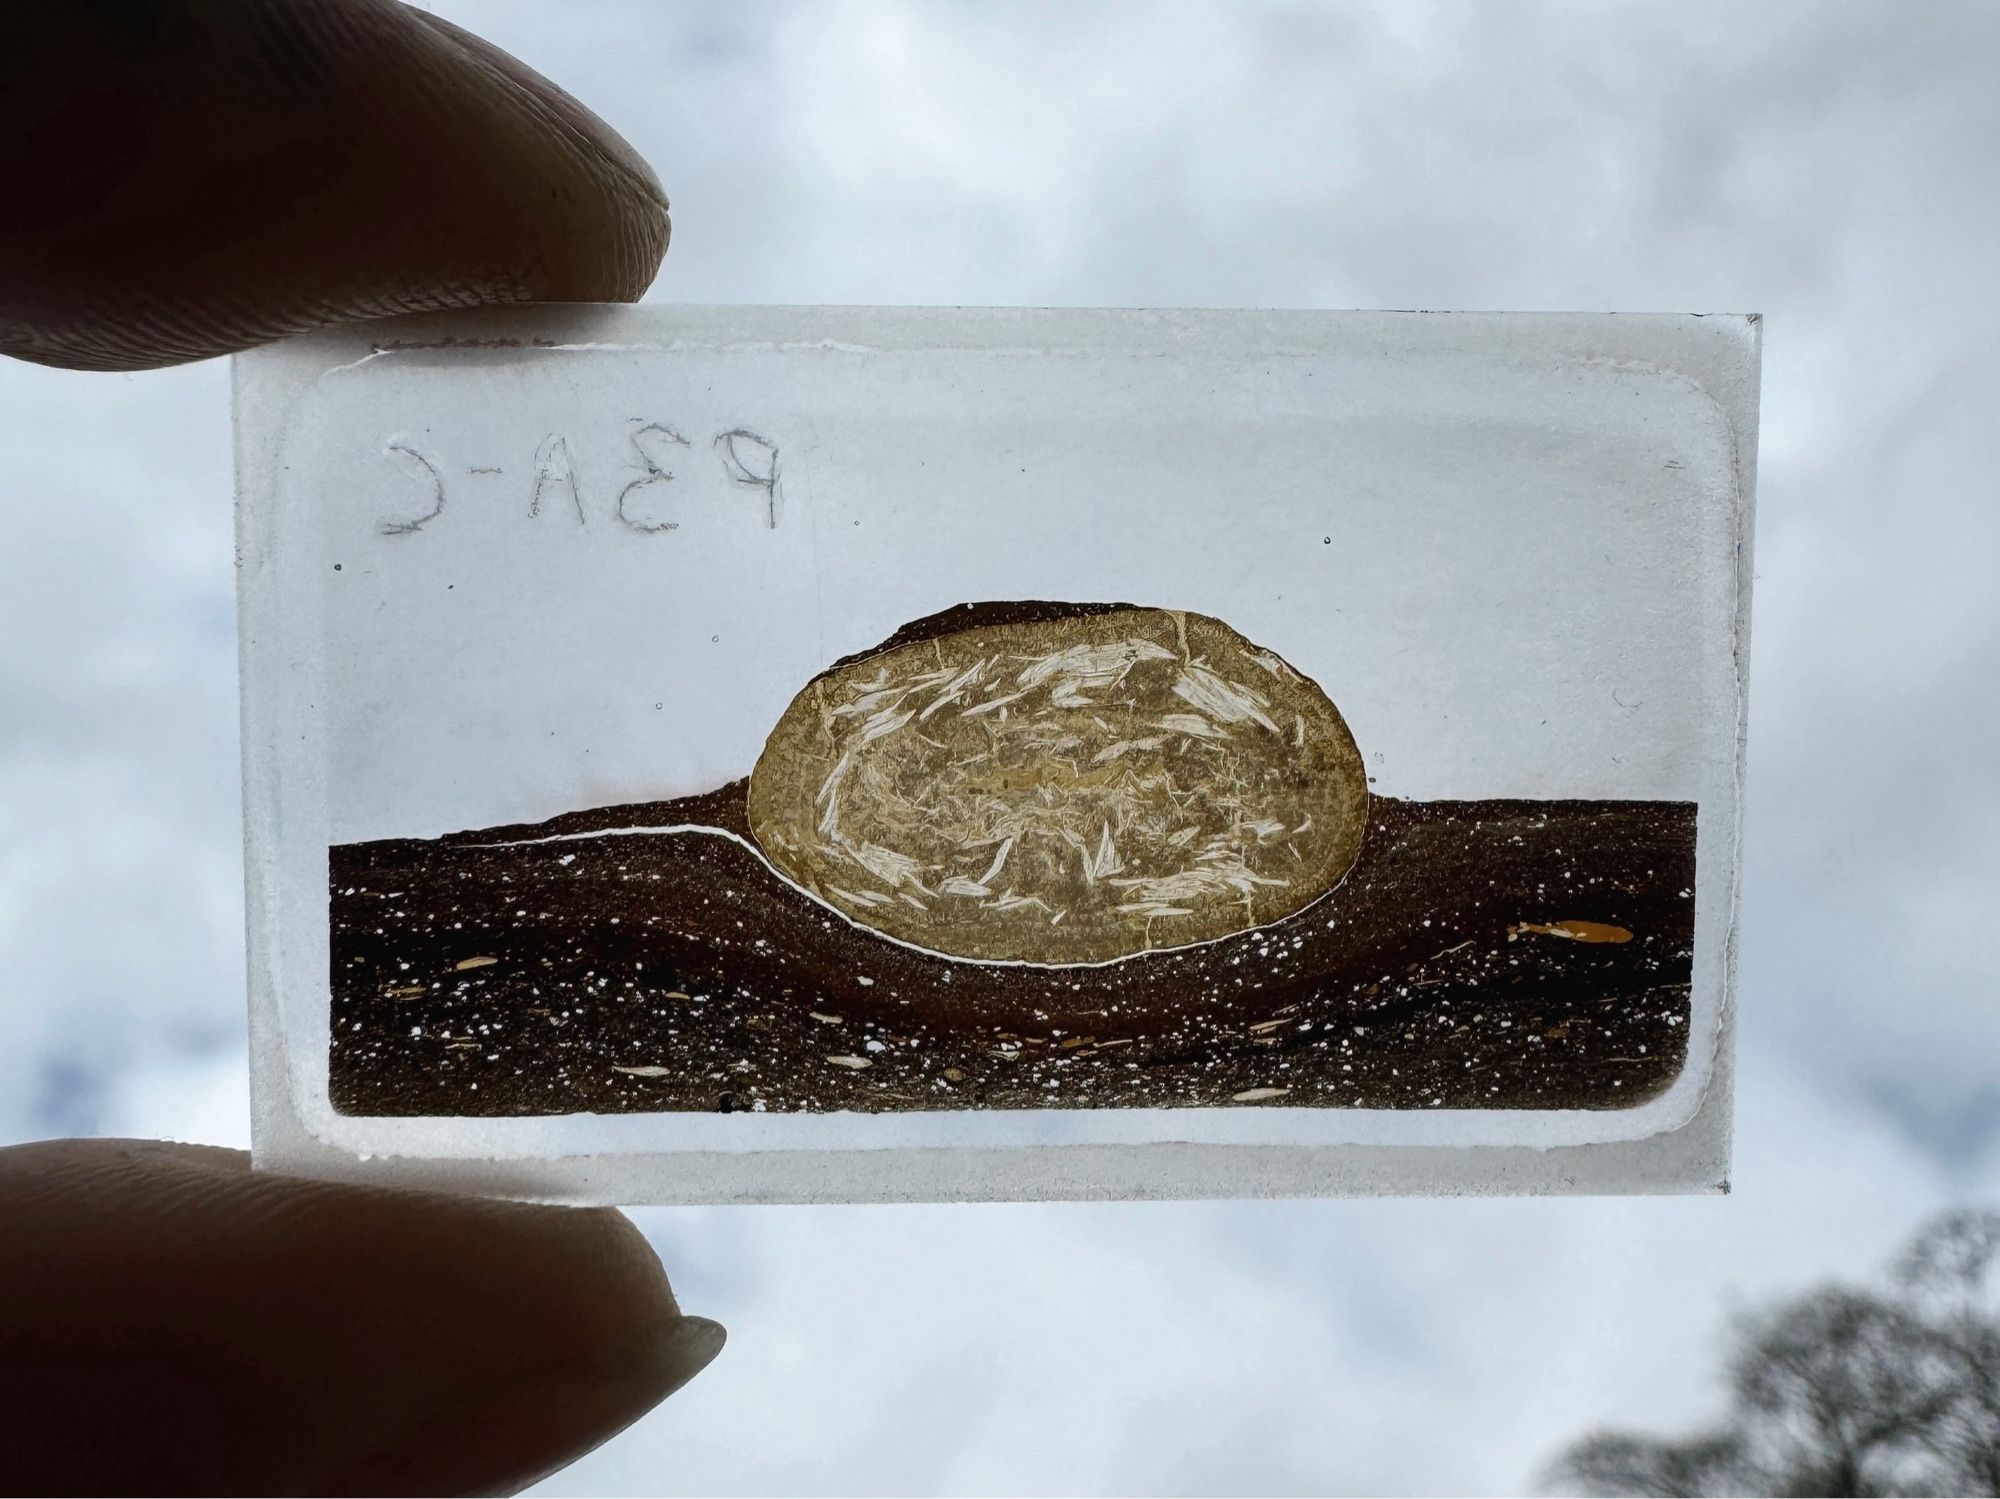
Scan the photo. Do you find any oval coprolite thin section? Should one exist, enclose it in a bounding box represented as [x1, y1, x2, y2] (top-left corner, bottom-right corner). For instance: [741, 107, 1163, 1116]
[747, 603, 1368, 966]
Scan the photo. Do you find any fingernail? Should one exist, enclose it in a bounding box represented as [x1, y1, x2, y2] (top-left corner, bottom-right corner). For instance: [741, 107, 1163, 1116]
[324, 1316, 728, 1495]
[410, 9, 671, 214]
[654, 1314, 728, 1397]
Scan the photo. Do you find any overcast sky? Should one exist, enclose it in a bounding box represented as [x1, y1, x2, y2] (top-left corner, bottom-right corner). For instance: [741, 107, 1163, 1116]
[2, 2, 1997, 1493]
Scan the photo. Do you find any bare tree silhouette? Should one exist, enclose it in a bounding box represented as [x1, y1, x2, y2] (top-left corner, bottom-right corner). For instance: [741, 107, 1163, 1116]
[1544, 1210, 2000, 1497]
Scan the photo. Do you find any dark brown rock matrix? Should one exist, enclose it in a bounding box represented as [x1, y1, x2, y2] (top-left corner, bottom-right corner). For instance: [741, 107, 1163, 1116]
[329, 788, 1695, 1117]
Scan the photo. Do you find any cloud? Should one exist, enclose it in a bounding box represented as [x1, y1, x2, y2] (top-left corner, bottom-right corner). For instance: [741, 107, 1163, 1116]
[0, 359, 242, 1145]
[3, 2, 1998, 1493]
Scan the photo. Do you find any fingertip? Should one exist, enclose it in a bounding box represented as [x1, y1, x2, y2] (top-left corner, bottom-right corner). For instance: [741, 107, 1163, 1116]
[0, 1138, 719, 1495]
[0, 0, 671, 370]
[407, 7, 672, 219]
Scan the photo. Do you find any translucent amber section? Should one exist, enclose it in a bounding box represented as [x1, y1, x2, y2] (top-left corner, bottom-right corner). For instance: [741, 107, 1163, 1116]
[749, 606, 1367, 965]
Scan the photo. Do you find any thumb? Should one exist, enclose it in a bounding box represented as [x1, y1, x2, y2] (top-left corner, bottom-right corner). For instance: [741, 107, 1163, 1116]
[0, 0, 670, 371]
[0, 1138, 723, 1495]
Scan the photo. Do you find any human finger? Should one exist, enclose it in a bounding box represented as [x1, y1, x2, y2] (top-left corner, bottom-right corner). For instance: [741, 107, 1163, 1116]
[0, 0, 669, 371]
[0, 1138, 723, 1495]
